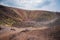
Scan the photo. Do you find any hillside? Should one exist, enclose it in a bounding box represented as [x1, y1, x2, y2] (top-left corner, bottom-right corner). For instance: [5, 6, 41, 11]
[0, 5, 60, 40]
[0, 5, 60, 27]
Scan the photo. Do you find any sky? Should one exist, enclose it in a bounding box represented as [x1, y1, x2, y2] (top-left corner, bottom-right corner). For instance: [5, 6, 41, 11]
[0, 0, 60, 12]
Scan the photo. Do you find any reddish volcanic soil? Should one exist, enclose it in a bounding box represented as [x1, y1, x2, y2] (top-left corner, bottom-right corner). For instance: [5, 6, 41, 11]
[0, 26, 60, 40]
[0, 5, 60, 40]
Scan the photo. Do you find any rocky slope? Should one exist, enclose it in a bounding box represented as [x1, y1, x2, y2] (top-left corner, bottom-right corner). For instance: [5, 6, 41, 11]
[0, 5, 60, 40]
[0, 5, 60, 27]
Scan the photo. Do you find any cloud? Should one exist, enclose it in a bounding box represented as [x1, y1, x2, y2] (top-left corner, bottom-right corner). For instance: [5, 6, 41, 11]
[36, 0, 57, 11]
[0, 0, 60, 12]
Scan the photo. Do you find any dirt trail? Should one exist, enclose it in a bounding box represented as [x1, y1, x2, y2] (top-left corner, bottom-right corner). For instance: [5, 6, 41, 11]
[0, 26, 60, 40]
[0, 26, 48, 39]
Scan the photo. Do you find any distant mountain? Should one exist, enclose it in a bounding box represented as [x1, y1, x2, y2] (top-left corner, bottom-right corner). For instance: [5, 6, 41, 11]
[0, 5, 60, 27]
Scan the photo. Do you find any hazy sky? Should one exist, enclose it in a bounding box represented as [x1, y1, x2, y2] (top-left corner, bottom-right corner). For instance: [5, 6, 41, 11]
[0, 0, 60, 12]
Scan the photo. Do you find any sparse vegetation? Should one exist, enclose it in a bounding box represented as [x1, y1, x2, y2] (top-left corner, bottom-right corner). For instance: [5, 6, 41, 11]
[0, 5, 58, 27]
